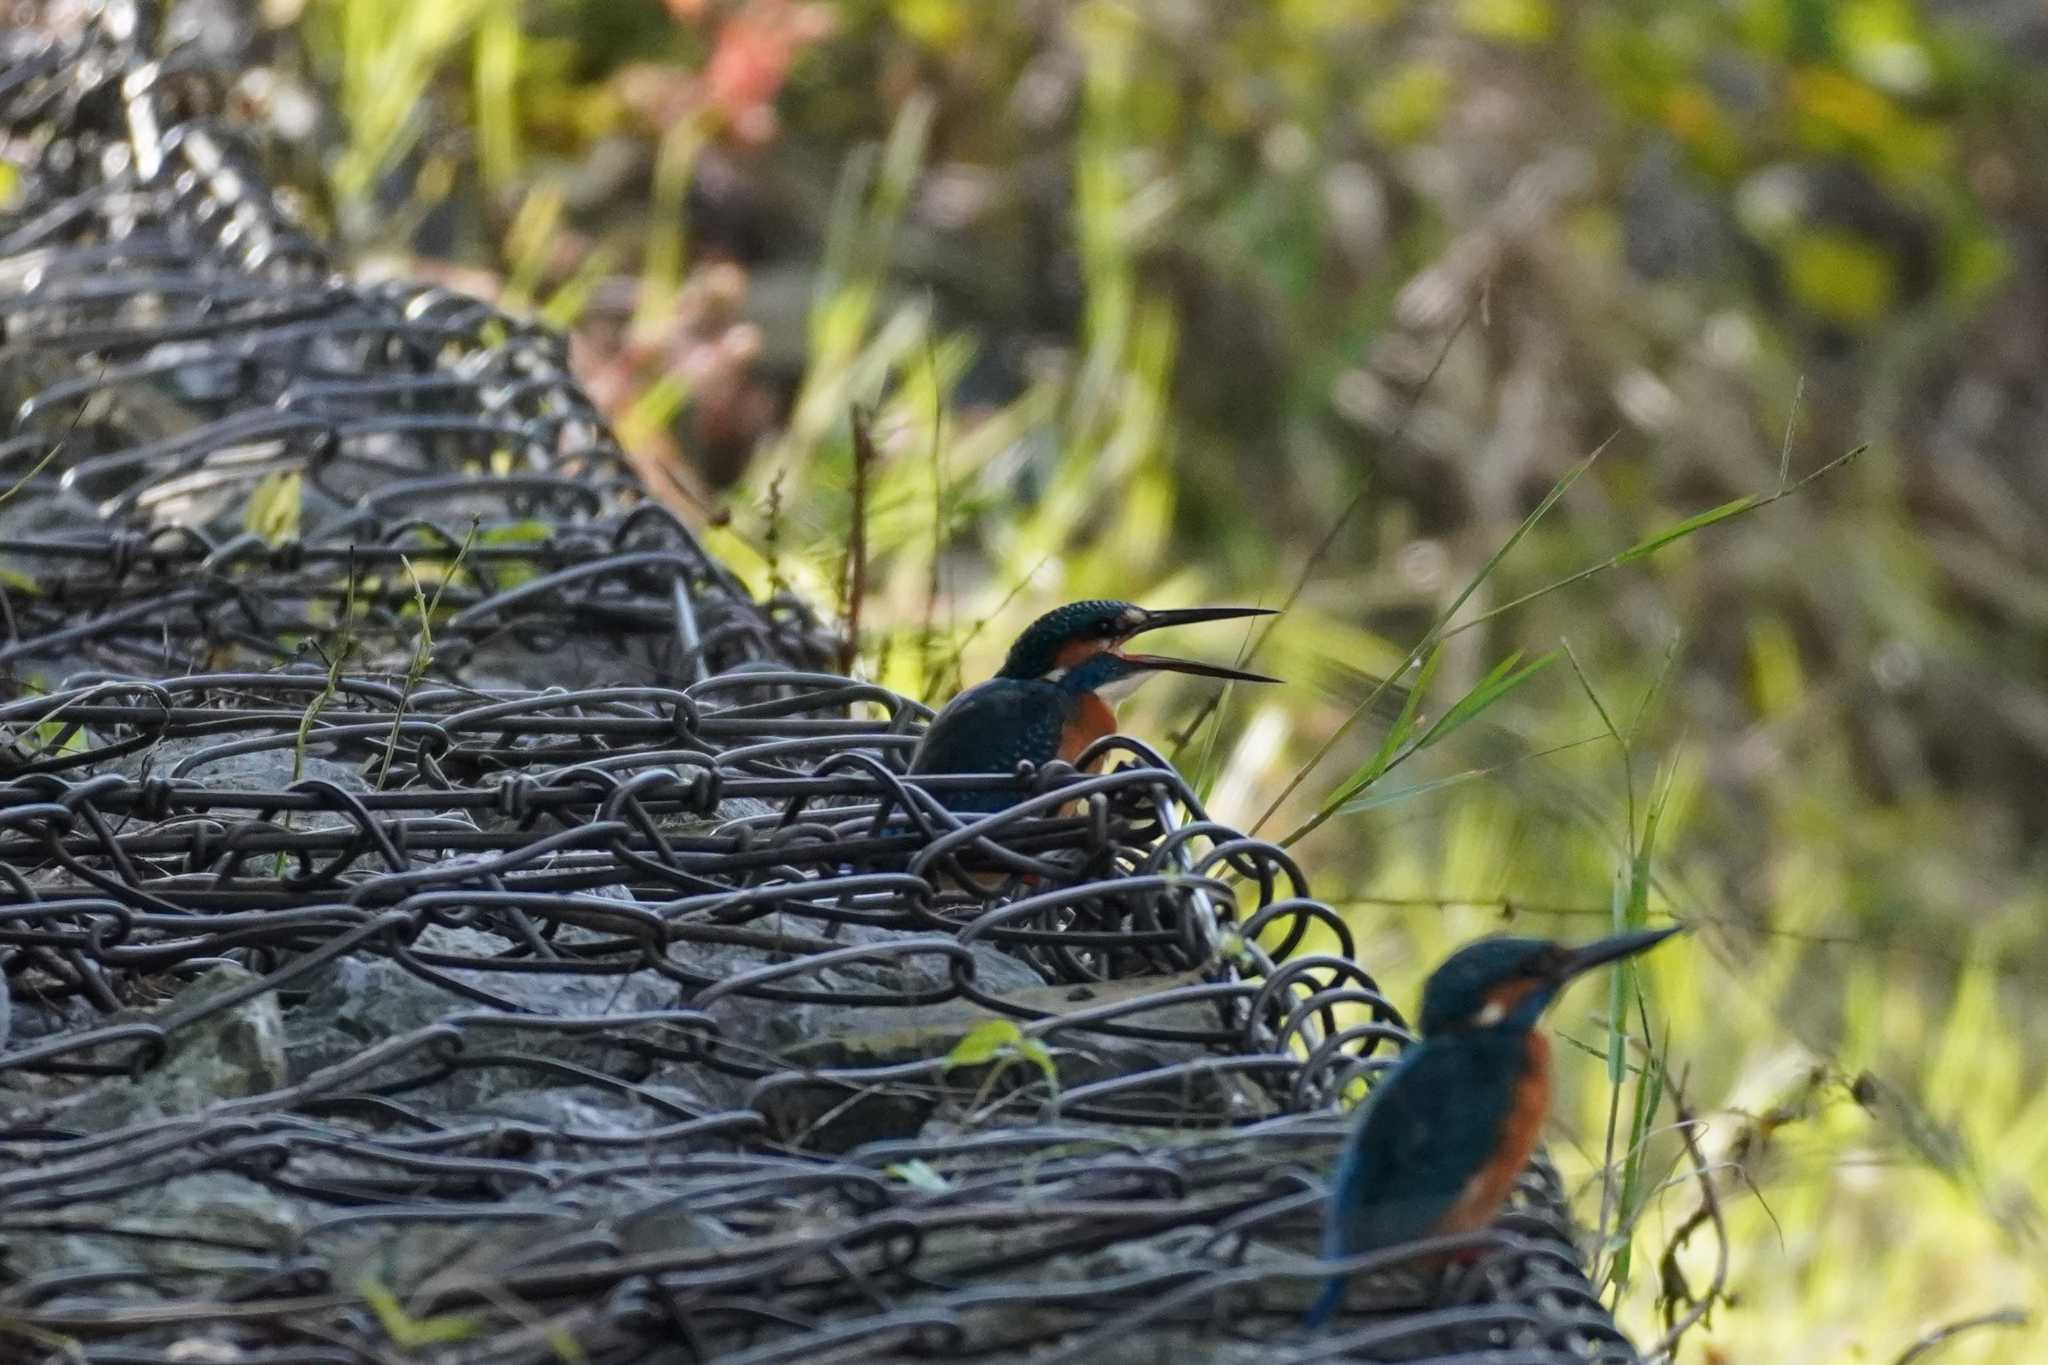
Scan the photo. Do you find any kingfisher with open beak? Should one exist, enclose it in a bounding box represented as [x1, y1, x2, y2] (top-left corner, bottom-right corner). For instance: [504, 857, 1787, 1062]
[1308, 925, 1687, 1326]
[909, 600, 1278, 812]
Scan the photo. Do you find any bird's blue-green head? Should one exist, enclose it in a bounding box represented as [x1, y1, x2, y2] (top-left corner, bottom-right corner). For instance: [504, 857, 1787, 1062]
[1417, 927, 1685, 1036]
[995, 600, 1281, 692]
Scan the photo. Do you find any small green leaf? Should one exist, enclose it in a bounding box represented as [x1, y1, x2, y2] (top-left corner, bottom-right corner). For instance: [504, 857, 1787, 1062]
[478, 519, 552, 546]
[1013, 1037, 1060, 1089]
[887, 1159, 953, 1193]
[944, 1019, 1024, 1069]
[1615, 495, 1760, 566]
[0, 566, 35, 593]
[358, 1274, 482, 1348]
[244, 469, 303, 545]
[33, 718, 87, 757]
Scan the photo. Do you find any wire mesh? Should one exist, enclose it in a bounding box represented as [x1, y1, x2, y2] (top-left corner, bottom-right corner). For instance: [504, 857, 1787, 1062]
[0, 5, 1644, 1362]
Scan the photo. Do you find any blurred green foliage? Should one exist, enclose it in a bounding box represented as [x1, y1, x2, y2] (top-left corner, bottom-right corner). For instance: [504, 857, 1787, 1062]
[285, 0, 2048, 1356]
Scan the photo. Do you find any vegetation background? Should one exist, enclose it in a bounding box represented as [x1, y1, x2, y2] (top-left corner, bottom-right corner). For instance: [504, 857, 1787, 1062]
[252, 0, 2047, 1358]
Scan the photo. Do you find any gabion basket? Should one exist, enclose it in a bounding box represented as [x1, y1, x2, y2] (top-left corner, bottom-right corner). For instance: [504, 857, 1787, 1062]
[0, 5, 1645, 1362]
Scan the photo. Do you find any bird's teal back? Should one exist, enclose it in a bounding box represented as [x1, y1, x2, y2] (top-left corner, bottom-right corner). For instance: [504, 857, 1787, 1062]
[908, 677, 1076, 811]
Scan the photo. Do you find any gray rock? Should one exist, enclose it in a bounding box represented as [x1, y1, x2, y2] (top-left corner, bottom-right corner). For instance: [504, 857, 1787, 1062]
[37, 964, 288, 1134]
[1, 1171, 303, 1286]
[285, 924, 711, 1107]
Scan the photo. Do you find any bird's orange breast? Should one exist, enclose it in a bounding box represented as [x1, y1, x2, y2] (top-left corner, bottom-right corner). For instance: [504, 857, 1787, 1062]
[1057, 692, 1118, 765]
[1442, 1031, 1551, 1235]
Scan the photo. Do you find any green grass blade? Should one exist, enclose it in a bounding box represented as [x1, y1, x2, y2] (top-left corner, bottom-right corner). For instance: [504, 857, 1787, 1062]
[1607, 1029, 1666, 1294]
[1447, 443, 1867, 642]
[540, 237, 621, 331]
[1408, 648, 1557, 754]
[1263, 441, 1607, 846]
[473, 0, 521, 193]
[1334, 762, 1500, 815]
[1293, 646, 1557, 840]
[1615, 495, 1760, 566]
[1561, 638, 1623, 745]
[1327, 644, 1441, 803]
[1334, 732, 1610, 815]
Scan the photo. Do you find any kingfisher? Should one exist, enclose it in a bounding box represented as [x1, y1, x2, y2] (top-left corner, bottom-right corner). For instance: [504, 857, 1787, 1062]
[909, 600, 1278, 812]
[1307, 925, 1685, 1326]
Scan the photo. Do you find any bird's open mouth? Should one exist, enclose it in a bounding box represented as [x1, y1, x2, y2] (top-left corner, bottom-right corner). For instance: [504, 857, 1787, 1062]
[1112, 605, 1282, 683]
[1113, 650, 1280, 683]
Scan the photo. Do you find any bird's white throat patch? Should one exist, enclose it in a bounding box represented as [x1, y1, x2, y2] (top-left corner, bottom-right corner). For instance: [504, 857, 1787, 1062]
[1095, 669, 1158, 702]
[1039, 666, 1156, 702]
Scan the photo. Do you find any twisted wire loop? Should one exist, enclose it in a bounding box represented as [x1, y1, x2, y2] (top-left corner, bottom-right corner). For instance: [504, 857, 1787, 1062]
[0, 7, 1642, 1363]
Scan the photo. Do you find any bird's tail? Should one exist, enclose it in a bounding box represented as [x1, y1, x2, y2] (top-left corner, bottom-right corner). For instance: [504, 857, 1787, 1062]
[1304, 1276, 1344, 1328]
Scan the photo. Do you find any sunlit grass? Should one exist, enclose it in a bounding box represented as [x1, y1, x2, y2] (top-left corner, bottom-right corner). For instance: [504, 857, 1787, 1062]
[308, 0, 497, 212]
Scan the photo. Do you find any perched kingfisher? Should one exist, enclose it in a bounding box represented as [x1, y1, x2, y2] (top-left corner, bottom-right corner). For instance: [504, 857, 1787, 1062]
[909, 600, 1278, 812]
[1307, 925, 1685, 1326]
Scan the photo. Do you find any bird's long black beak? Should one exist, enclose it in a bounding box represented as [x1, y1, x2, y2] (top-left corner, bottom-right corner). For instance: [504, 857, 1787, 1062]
[1552, 924, 1687, 981]
[1131, 605, 1278, 633]
[1119, 606, 1282, 684]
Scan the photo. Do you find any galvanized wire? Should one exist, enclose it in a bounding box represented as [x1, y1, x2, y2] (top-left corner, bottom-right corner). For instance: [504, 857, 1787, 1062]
[0, 6, 1643, 1362]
